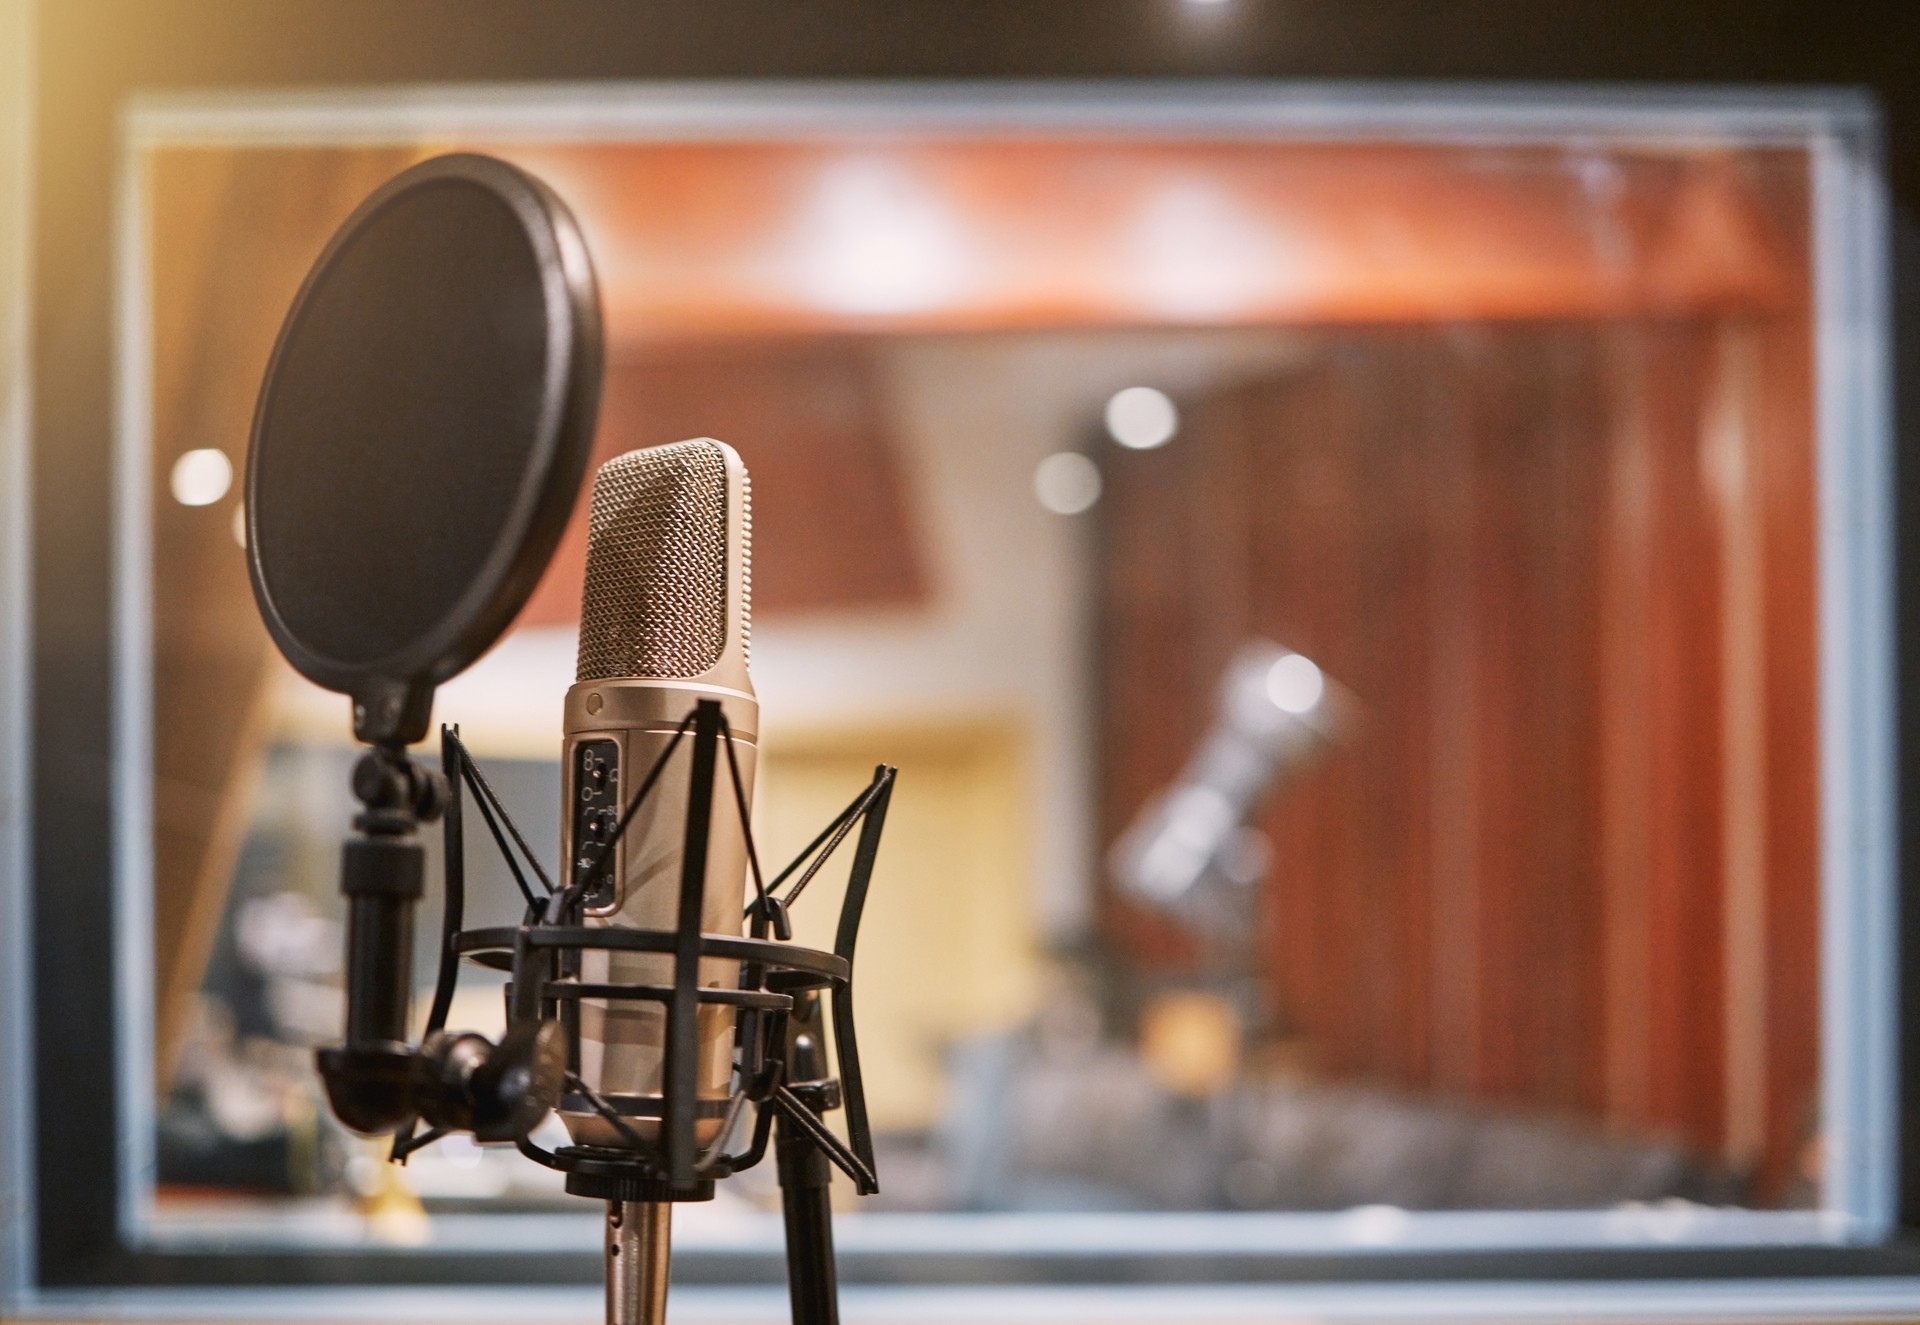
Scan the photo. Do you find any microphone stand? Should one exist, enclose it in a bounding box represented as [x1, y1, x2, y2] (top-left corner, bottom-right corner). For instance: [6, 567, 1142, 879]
[775, 991, 842, 1325]
[605, 1199, 671, 1325]
[599, 985, 848, 1325]
[320, 707, 895, 1325]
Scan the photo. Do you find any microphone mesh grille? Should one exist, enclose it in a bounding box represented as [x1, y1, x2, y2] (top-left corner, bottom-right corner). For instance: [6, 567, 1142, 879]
[576, 440, 730, 682]
[738, 466, 752, 666]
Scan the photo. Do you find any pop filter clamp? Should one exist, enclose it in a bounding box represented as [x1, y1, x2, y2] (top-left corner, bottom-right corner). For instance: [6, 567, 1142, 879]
[243, 154, 895, 1325]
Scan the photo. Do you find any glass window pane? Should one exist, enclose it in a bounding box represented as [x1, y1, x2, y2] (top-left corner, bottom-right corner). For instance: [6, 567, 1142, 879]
[132, 95, 1882, 1256]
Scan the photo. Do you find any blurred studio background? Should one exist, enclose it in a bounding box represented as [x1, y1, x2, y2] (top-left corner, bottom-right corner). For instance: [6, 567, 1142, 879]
[8, 0, 1920, 1312]
[144, 114, 1831, 1230]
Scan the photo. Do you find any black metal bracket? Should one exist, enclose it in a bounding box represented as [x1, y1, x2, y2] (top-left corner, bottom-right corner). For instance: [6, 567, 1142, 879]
[404, 700, 894, 1202]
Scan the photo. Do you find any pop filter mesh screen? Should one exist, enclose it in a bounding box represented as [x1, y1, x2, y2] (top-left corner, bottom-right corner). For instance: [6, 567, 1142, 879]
[252, 178, 548, 669]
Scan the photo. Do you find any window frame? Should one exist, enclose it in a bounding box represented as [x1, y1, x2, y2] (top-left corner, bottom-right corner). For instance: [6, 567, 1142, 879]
[10, 64, 1919, 1318]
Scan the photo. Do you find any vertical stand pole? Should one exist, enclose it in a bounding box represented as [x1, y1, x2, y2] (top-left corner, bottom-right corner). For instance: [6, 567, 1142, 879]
[776, 1120, 839, 1325]
[605, 1200, 670, 1325]
[776, 992, 840, 1325]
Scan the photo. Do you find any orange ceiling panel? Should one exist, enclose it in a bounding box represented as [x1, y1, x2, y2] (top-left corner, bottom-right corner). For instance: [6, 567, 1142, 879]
[461, 138, 1807, 346]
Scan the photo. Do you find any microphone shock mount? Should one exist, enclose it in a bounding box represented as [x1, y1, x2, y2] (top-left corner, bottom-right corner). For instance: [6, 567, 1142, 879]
[318, 699, 895, 1325]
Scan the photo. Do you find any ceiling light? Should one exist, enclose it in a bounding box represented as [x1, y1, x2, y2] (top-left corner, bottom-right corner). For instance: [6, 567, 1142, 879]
[792, 157, 968, 315]
[1105, 386, 1179, 450]
[1034, 451, 1102, 515]
[170, 448, 233, 507]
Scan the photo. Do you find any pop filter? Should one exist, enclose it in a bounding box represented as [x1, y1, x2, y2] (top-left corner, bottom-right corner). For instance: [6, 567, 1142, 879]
[246, 153, 602, 746]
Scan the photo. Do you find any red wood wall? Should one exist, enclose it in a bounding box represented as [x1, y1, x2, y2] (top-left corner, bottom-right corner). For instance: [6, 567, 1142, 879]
[1097, 316, 1820, 1199]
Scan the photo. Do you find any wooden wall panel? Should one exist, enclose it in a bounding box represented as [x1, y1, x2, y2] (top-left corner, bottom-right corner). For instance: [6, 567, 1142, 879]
[1096, 316, 1819, 1192]
[148, 146, 421, 1086]
[1597, 323, 1728, 1146]
[515, 340, 929, 630]
[1754, 316, 1822, 1199]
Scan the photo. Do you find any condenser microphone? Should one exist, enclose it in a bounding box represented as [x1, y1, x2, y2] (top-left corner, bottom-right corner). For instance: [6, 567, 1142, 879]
[559, 437, 756, 1150]
[1110, 640, 1342, 909]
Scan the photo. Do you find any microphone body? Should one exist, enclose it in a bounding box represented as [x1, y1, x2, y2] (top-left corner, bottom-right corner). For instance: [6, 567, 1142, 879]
[559, 438, 755, 1149]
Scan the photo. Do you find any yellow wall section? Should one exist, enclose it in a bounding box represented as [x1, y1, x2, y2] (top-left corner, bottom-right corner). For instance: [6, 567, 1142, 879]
[755, 719, 1041, 1133]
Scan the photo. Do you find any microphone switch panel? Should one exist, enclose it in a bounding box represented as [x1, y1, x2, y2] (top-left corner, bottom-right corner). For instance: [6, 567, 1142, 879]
[572, 738, 620, 909]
